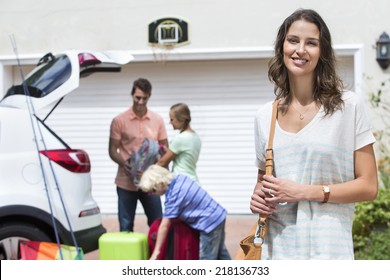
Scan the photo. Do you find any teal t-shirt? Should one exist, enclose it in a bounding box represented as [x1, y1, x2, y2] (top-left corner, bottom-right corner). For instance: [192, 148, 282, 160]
[169, 131, 201, 184]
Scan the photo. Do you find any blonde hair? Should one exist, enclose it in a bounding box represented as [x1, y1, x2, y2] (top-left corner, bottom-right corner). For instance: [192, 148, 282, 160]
[170, 103, 191, 132]
[139, 164, 174, 193]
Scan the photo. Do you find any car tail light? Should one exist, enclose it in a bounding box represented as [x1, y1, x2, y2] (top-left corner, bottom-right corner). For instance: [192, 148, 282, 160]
[79, 206, 101, 217]
[78, 53, 101, 67]
[40, 149, 91, 173]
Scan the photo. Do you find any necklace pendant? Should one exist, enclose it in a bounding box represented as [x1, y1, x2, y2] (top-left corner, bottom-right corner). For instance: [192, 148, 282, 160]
[299, 114, 304, 120]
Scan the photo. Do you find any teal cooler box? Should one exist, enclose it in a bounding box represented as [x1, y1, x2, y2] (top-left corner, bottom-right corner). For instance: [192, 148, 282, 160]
[99, 232, 149, 260]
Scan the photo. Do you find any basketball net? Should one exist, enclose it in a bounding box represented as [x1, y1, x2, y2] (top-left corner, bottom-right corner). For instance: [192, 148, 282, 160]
[151, 43, 175, 65]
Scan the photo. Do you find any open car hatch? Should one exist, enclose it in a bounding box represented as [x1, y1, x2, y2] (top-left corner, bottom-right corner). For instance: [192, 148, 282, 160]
[1, 50, 134, 111]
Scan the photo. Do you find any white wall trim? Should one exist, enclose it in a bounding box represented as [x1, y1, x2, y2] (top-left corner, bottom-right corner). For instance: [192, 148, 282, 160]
[330, 44, 364, 96]
[0, 44, 362, 63]
[0, 44, 364, 94]
[132, 44, 365, 63]
[132, 46, 275, 61]
[0, 63, 3, 95]
[0, 54, 43, 66]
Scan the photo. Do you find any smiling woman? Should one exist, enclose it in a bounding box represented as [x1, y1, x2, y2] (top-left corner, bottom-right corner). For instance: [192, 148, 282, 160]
[249, 8, 378, 260]
[283, 20, 320, 77]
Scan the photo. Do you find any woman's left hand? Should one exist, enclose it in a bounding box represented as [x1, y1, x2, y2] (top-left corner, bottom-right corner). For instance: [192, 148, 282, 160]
[261, 175, 306, 204]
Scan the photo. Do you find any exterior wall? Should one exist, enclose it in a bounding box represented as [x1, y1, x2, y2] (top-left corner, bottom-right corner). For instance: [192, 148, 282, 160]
[0, 0, 389, 80]
[1, 0, 389, 126]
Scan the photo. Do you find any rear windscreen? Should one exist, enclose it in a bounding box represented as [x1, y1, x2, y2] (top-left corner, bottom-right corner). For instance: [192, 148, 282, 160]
[2, 54, 71, 99]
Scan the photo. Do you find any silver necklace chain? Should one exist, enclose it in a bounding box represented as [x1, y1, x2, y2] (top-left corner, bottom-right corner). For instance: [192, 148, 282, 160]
[291, 102, 314, 120]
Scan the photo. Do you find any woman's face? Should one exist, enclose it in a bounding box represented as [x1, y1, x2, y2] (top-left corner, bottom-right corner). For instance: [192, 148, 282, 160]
[283, 19, 320, 78]
[169, 110, 183, 130]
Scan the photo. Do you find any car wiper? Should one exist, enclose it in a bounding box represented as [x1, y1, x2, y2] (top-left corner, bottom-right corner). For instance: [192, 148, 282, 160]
[37, 52, 55, 66]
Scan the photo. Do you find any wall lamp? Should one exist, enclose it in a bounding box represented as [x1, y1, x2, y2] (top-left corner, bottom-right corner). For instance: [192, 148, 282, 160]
[376, 32, 390, 70]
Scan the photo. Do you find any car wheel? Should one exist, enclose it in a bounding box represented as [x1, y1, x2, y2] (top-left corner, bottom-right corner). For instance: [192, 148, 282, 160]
[0, 222, 51, 260]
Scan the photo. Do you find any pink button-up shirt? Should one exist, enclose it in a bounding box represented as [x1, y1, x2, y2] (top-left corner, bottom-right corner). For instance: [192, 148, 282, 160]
[110, 108, 167, 191]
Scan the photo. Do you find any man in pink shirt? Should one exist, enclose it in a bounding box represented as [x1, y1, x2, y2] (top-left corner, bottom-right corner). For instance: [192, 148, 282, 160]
[109, 78, 168, 231]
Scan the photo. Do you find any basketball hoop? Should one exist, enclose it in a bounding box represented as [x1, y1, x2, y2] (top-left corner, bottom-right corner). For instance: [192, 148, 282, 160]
[148, 17, 189, 65]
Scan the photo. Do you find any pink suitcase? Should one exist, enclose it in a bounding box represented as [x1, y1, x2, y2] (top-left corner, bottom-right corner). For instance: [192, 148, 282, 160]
[148, 218, 199, 260]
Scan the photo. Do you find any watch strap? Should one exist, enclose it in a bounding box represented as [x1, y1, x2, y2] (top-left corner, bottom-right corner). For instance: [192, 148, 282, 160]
[322, 185, 330, 203]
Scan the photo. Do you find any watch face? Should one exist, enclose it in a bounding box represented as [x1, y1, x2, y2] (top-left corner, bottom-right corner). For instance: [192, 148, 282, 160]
[323, 186, 330, 193]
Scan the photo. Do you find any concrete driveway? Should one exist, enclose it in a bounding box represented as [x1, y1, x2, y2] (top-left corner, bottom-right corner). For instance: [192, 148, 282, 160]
[85, 214, 257, 260]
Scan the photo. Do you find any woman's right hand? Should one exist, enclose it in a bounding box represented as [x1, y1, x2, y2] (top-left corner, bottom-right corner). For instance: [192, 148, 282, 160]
[250, 182, 277, 215]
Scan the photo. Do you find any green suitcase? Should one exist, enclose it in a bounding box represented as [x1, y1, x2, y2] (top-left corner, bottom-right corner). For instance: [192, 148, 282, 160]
[99, 232, 149, 260]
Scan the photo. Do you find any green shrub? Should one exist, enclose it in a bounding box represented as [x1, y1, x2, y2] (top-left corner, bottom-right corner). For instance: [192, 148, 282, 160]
[354, 227, 390, 260]
[353, 186, 390, 259]
[353, 76, 390, 259]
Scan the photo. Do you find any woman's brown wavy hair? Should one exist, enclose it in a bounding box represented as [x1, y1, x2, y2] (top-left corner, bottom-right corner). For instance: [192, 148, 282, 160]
[268, 9, 344, 116]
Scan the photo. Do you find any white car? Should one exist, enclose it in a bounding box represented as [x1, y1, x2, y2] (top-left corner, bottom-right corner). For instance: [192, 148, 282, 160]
[0, 50, 133, 259]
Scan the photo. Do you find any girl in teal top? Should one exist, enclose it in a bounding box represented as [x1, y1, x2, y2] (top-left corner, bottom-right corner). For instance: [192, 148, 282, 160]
[157, 103, 202, 184]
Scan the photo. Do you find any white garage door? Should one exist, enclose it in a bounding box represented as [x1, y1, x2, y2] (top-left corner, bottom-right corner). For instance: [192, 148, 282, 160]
[43, 56, 354, 214]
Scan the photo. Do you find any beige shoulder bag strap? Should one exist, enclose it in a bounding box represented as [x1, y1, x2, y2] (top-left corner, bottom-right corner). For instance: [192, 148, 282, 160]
[255, 99, 279, 246]
[236, 99, 280, 260]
